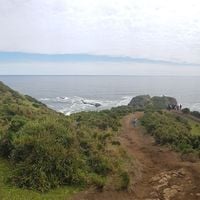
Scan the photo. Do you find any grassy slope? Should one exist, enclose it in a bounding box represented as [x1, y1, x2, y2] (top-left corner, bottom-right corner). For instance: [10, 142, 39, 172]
[0, 81, 134, 199]
[188, 119, 200, 136]
[0, 81, 79, 199]
[141, 111, 200, 155]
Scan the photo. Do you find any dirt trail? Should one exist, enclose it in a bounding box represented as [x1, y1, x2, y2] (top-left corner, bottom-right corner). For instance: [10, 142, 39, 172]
[72, 112, 200, 200]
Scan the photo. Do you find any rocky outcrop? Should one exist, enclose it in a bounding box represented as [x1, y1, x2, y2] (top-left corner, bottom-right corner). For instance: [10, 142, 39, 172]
[128, 95, 177, 110]
[81, 100, 101, 107]
[128, 95, 151, 109]
[151, 96, 177, 109]
[148, 169, 186, 200]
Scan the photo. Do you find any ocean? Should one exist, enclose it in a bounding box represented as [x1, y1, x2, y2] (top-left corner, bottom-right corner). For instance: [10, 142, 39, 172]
[0, 75, 200, 115]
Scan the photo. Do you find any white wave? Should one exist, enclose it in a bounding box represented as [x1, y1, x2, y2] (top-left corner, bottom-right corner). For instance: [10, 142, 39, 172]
[43, 95, 134, 115]
[38, 95, 200, 115]
[117, 96, 133, 106]
[184, 103, 200, 112]
[39, 98, 51, 101]
[56, 96, 69, 102]
[40, 96, 71, 103]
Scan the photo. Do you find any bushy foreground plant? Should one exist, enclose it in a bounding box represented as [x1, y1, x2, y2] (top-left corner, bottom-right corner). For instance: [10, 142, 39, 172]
[0, 115, 131, 192]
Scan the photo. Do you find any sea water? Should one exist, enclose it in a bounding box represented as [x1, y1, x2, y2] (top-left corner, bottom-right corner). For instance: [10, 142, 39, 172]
[1, 75, 200, 115]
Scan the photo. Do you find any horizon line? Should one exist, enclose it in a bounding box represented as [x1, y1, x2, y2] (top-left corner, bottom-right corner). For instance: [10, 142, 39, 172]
[1, 75, 200, 77]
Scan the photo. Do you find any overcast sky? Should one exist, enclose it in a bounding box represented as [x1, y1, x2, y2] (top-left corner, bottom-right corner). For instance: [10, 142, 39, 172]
[0, 0, 200, 75]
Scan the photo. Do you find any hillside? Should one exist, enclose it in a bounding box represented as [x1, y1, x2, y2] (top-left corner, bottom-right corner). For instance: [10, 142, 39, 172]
[0, 82, 200, 200]
[0, 81, 134, 198]
[141, 111, 200, 156]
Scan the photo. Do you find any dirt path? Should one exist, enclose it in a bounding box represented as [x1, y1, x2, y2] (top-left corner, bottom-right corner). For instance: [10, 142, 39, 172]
[72, 112, 200, 200]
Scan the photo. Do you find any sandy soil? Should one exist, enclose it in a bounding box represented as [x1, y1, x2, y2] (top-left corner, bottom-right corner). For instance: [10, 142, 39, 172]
[72, 112, 200, 200]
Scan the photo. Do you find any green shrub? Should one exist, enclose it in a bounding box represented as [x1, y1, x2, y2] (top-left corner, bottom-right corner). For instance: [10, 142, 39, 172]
[9, 115, 27, 132]
[191, 111, 200, 119]
[141, 111, 200, 155]
[119, 171, 130, 190]
[112, 140, 121, 145]
[182, 108, 190, 114]
[0, 114, 131, 192]
[0, 132, 14, 158]
[89, 174, 106, 190]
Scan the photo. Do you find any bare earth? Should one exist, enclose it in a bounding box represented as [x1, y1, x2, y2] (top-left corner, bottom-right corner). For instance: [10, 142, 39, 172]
[72, 112, 200, 200]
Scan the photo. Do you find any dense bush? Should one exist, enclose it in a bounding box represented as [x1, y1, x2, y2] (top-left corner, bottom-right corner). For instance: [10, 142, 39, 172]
[9, 115, 27, 132]
[141, 111, 200, 155]
[182, 108, 190, 114]
[191, 111, 200, 119]
[72, 112, 118, 131]
[0, 114, 131, 191]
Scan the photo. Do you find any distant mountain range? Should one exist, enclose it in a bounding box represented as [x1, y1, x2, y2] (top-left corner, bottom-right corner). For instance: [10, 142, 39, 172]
[0, 52, 198, 66]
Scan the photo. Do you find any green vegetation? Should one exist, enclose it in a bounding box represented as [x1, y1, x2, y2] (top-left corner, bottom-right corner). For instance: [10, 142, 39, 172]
[187, 119, 200, 136]
[181, 107, 200, 120]
[5, 80, 199, 199]
[0, 158, 79, 200]
[141, 111, 200, 156]
[191, 110, 200, 119]
[176, 107, 200, 135]
[0, 81, 134, 198]
[128, 95, 177, 110]
[182, 108, 190, 114]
